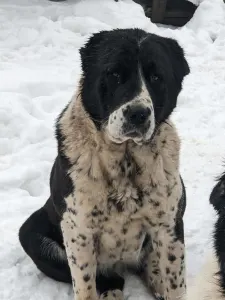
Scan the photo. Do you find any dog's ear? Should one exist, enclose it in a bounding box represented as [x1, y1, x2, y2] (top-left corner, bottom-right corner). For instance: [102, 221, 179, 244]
[80, 31, 108, 75]
[165, 37, 190, 86]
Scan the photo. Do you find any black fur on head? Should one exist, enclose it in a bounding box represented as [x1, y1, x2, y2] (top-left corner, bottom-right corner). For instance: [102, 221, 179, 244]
[80, 29, 189, 143]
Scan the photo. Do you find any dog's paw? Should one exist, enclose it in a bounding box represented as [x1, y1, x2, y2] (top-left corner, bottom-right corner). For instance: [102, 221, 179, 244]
[100, 290, 124, 300]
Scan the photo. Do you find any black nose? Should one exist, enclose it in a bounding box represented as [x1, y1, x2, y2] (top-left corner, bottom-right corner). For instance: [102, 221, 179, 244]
[124, 105, 151, 127]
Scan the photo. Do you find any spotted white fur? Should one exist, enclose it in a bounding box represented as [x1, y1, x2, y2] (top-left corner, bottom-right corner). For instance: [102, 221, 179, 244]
[57, 87, 186, 300]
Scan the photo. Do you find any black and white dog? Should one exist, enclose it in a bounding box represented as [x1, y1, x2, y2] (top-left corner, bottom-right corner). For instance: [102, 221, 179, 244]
[185, 172, 225, 300]
[19, 29, 189, 300]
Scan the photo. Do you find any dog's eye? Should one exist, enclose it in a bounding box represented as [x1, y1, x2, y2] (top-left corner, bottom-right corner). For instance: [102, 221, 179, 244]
[111, 72, 121, 84]
[106, 69, 121, 85]
[150, 74, 159, 82]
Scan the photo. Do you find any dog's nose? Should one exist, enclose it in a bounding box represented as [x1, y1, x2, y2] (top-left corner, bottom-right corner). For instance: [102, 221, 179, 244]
[124, 105, 151, 127]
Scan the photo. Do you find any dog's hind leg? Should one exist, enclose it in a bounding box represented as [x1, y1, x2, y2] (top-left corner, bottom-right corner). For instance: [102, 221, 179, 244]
[19, 206, 72, 283]
[19, 206, 125, 293]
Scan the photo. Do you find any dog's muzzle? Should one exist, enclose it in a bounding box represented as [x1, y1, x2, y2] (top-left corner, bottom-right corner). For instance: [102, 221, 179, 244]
[107, 100, 155, 144]
[122, 104, 151, 138]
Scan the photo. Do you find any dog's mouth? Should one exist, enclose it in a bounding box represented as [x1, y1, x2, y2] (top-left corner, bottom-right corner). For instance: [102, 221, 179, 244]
[106, 128, 147, 145]
[124, 130, 142, 138]
[106, 132, 124, 144]
[106, 104, 155, 145]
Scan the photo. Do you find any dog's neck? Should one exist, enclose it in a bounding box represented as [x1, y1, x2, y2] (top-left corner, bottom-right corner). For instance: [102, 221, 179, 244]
[57, 89, 180, 179]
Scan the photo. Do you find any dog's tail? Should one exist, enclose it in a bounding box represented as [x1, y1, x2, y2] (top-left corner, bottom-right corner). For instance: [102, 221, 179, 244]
[19, 207, 72, 283]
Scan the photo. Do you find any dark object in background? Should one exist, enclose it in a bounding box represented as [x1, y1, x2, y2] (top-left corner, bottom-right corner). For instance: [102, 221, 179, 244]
[133, 0, 198, 27]
[47, 0, 197, 27]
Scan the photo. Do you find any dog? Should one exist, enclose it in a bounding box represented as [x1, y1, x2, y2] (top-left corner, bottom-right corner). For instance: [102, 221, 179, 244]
[185, 171, 225, 300]
[19, 28, 190, 300]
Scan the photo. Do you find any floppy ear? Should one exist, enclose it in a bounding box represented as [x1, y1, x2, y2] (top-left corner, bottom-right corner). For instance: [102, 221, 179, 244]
[79, 31, 110, 127]
[165, 37, 190, 86]
[79, 31, 108, 75]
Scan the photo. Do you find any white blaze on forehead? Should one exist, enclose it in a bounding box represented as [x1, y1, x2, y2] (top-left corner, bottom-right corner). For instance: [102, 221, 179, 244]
[138, 78, 151, 100]
[107, 76, 155, 144]
[138, 77, 156, 141]
[136, 77, 154, 107]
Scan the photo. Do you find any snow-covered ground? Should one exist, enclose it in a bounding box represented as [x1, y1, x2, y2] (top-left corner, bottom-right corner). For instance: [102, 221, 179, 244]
[0, 0, 225, 299]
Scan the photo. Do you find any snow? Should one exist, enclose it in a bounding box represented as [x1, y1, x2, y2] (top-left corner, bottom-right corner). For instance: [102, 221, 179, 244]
[0, 0, 225, 299]
[187, 0, 203, 5]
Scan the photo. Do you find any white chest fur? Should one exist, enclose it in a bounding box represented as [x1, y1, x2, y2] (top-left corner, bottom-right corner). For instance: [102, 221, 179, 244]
[61, 100, 182, 270]
[95, 132, 182, 268]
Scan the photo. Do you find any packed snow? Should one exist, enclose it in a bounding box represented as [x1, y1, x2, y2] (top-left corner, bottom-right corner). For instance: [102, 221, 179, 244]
[0, 0, 225, 299]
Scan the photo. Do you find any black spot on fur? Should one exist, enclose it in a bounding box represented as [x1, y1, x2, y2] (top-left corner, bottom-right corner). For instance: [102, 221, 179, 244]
[80, 263, 88, 270]
[116, 240, 122, 247]
[79, 234, 87, 240]
[135, 188, 144, 207]
[170, 278, 176, 288]
[152, 201, 160, 207]
[144, 217, 156, 227]
[71, 255, 77, 265]
[152, 269, 159, 275]
[168, 253, 176, 262]
[108, 196, 124, 213]
[171, 282, 178, 290]
[157, 211, 165, 218]
[68, 208, 77, 215]
[83, 274, 91, 282]
[158, 240, 163, 247]
[166, 267, 170, 274]
[122, 227, 128, 234]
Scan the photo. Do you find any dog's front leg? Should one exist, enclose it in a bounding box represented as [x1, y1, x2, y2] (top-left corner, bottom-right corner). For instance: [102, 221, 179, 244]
[144, 220, 186, 300]
[61, 200, 99, 300]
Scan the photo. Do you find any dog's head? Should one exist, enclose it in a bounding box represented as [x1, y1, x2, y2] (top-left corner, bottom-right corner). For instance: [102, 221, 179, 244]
[80, 29, 189, 144]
